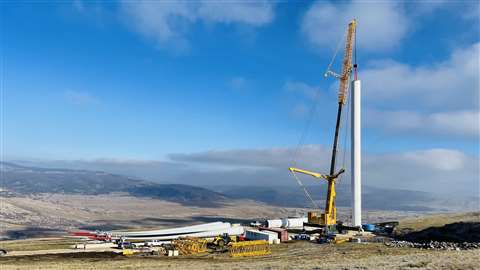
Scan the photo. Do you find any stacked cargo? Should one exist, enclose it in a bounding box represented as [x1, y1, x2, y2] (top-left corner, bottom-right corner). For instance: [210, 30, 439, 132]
[109, 222, 244, 241]
[265, 217, 307, 229]
[245, 230, 278, 244]
[259, 227, 288, 242]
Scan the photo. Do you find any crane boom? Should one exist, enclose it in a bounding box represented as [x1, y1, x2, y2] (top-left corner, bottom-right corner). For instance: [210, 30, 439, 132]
[289, 167, 329, 180]
[324, 19, 356, 226]
[338, 20, 356, 105]
[289, 20, 356, 228]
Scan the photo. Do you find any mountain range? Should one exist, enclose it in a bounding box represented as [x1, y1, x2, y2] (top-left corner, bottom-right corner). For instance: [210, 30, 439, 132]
[0, 162, 227, 207]
[1, 162, 477, 211]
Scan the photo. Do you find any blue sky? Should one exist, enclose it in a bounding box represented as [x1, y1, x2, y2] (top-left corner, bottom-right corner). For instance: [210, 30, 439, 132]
[2, 1, 479, 193]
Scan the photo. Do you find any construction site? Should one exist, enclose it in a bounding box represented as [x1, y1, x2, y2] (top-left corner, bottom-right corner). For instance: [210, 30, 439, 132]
[0, 2, 480, 270]
[1, 18, 479, 269]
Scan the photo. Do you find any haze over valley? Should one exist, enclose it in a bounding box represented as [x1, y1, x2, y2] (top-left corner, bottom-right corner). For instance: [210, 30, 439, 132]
[1, 161, 477, 240]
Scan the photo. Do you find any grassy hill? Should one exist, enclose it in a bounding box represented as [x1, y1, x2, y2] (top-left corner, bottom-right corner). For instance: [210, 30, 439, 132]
[0, 162, 227, 207]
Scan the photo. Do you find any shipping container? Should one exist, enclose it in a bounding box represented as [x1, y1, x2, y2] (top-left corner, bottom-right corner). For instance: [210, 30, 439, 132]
[259, 227, 288, 242]
[245, 230, 278, 244]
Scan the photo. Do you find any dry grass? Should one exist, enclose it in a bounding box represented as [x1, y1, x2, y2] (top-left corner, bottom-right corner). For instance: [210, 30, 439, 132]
[1, 193, 424, 240]
[1, 242, 479, 270]
[0, 238, 79, 252]
[1, 193, 305, 232]
[1, 212, 479, 269]
[397, 212, 479, 231]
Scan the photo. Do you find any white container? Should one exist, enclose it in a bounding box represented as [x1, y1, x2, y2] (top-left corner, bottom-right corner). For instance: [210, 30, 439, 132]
[74, 242, 116, 249]
[168, 250, 179, 256]
[245, 230, 278, 244]
[273, 239, 281, 245]
[266, 219, 282, 228]
[266, 217, 308, 228]
[285, 218, 308, 228]
[146, 241, 170, 246]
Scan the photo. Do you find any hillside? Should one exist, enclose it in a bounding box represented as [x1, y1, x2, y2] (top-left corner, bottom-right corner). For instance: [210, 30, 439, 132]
[2, 162, 477, 211]
[217, 184, 478, 212]
[0, 162, 226, 207]
[1, 212, 479, 269]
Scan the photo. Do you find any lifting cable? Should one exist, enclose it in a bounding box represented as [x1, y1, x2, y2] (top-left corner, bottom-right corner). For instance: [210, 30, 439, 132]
[337, 84, 351, 184]
[291, 171, 319, 209]
[289, 27, 351, 209]
[290, 86, 321, 209]
[325, 29, 348, 77]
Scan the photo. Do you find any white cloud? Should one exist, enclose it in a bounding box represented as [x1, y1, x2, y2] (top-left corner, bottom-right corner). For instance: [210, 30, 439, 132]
[401, 149, 466, 171]
[366, 109, 480, 138]
[283, 43, 478, 142]
[407, 1, 479, 21]
[365, 148, 478, 194]
[120, 1, 274, 51]
[358, 42, 480, 138]
[362, 43, 480, 110]
[407, 0, 448, 15]
[121, 1, 195, 51]
[16, 145, 479, 196]
[170, 145, 332, 171]
[64, 90, 99, 106]
[302, 1, 409, 52]
[283, 81, 326, 118]
[197, 1, 274, 26]
[284, 81, 320, 100]
[167, 146, 479, 195]
[429, 110, 480, 137]
[366, 109, 423, 131]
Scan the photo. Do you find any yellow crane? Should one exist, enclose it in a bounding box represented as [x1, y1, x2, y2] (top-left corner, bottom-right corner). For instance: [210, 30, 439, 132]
[289, 19, 356, 228]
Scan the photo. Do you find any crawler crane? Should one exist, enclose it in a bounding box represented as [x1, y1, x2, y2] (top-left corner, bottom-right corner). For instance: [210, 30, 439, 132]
[289, 20, 356, 231]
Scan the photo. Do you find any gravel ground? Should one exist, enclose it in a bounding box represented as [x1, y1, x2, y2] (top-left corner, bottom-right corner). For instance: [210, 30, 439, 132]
[386, 240, 480, 250]
[1, 241, 479, 270]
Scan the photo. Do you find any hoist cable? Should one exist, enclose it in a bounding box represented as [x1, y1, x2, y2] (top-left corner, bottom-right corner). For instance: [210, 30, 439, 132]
[290, 86, 322, 209]
[338, 82, 351, 184]
[290, 171, 320, 209]
[325, 29, 348, 76]
[290, 24, 352, 209]
[292, 87, 322, 167]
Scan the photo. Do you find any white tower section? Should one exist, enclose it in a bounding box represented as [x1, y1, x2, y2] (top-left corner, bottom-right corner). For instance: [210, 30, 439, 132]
[351, 79, 362, 227]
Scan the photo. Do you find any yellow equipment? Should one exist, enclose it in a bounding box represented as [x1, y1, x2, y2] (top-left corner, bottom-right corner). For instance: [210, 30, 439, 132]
[289, 20, 356, 228]
[172, 237, 208, 255]
[122, 249, 135, 256]
[289, 167, 345, 226]
[212, 234, 237, 248]
[228, 240, 271, 257]
[334, 238, 349, 244]
[209, 233, 238, 252]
